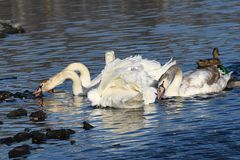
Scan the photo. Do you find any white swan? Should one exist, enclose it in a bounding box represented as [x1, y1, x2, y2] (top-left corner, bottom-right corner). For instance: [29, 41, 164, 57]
[157, 65, 232, 99]
[33, 51, 116, 96]
[34, 52, 176, 108]
[87, 56, 176, 108]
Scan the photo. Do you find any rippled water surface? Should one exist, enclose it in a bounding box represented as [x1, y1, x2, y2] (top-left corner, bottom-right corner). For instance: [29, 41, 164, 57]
[1, 0, 240, 159]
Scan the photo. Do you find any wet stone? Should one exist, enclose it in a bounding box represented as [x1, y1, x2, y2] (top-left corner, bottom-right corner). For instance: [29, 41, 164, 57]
[83, 121, 94, 130]
[8, 144, 30, 158]
[7, 108, 28, 118]
[0, 137, 14, 145]
[46, 129, 75, 140]
[29, 110, 47, 122]
[70, 140, 76, 145]
[0, 20, 25, 34]
[13, 91, 33, 99]
[13, 132, 31, 142]
[30, 131, 46, 144]
[0, 91, 13, 101]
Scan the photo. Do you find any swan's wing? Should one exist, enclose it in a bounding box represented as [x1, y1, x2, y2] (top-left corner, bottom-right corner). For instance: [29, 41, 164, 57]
[184, 67, 221, 87]
[181, 66, 232, 96]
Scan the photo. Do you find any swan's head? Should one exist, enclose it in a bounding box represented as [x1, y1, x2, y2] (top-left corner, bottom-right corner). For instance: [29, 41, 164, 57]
[157, 73, 172, 100]
[33, 80, 54, 97]
[105, 50, 116, 64]
[156, 65, 178, 100]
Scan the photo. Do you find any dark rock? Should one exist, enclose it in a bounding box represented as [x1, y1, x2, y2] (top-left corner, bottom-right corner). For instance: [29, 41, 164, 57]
[46, 129, 75, 140]
[70, 140, 76, 145]
[5, 99, 16, 102]
[0, 20, 25, 34]
[0, 121, 3, 125]
[66, 129, 76, 134]
[0, 91, 13, 101]
[8, 144, 30, 158]
[0, 31, 6, 38]
[44, 127, 52, 132]
[0, 137, 14, 145]
[13, 132, 31, 142]
[24, 128, 31, 132]
[83, 121, 94, 130]
[29, 110, 47, 122]
[7, 108, 28, 118]
[13, 91, 33, 99]
[30, 131, 46, 144]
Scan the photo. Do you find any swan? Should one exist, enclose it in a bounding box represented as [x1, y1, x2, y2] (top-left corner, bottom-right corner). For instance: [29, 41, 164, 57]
[33, 51, 116, 96]
[156, 65, 232, 99]
[87, 56, 176, 107]
[34, 52, 176, 108]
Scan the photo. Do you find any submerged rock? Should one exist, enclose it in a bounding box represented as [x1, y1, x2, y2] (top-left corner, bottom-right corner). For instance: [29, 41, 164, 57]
[70, 140, 76, 145]
[83, 121, 94, 130]
[29, 110, 47, 122]
[7, 108, 28, 118]
[14, 90, 35, 99]
[0, 31, 6, 38]
[0, 91, 13, 101]
[30, 131, 46, 144]
[8, 144, 30, 158]
[46, 129, 75, 140]
[13, 132, 31, 142]
[0, 137, 14, 145]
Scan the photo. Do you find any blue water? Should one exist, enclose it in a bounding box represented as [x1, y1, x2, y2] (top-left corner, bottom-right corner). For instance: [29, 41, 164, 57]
[0, 0, 240, 159]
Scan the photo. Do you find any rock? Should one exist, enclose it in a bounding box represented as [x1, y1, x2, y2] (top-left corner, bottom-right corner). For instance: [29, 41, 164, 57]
[0, 137, 14, 145]
[83, 121, 94, 130]
[30, 131, 46, 144]
[0, 91, 13, 101]
[29, 110, 47, 122]
[0, 31, 6, 38]
[0, 121, 3, 125]
[46, 129, 75, 140]
[70, 140, 76, 145]
[8, 144, 30, 158]
[66, 129, 76, 134]
[13, 132, 31, 142]
[0, 20, 25, 34]
[13, 91, 33, 99]
[7, 108, 28, 118]
[24, 128, 31, 132]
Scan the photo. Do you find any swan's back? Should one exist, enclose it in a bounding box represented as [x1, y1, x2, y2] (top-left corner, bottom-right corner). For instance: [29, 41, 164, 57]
[180, 66, 231, 96]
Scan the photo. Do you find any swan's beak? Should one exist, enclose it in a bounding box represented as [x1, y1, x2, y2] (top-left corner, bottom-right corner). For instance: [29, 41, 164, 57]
[33, 86, 43, 97]
[157, 82, 165, 100]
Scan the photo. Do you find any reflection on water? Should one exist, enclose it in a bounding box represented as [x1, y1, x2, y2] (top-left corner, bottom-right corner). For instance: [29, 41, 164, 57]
[1, 0, 240, 159]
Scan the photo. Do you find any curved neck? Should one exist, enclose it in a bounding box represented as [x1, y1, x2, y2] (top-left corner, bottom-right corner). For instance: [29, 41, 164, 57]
[64, 63, 94, 88]
[165, 66, 183, 97]
[49, 70, 83, 95]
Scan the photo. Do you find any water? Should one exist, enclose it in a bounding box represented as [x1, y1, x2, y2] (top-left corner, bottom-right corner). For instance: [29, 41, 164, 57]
[0, 0, 240, 159]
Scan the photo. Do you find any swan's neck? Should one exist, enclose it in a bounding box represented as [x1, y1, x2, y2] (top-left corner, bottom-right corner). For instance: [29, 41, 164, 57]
[165, 67, 183, 97]
[64, 63, 93, 88]
[49, 70, 83, 95]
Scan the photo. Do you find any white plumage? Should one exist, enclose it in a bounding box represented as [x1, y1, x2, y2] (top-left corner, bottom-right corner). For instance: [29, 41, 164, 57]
[88, 55, 176, 108]
[157, 65, 232, 98]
